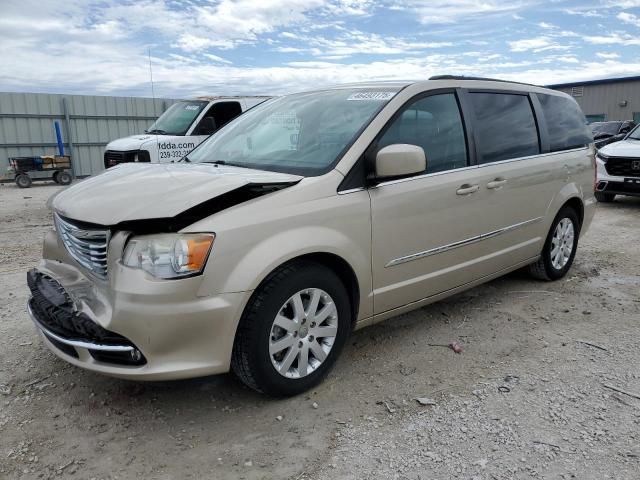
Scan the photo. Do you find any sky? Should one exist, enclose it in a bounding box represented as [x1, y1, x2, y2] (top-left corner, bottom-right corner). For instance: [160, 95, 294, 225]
[0, 0, 639, 98]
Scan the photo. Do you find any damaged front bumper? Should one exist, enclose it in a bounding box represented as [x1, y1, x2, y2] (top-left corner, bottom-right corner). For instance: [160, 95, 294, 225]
[27, 229, 253, 381]
[27, 269, 146, 366]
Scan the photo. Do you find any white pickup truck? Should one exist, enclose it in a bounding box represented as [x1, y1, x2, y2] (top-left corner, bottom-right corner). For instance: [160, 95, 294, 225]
[104, 96, 270, 168]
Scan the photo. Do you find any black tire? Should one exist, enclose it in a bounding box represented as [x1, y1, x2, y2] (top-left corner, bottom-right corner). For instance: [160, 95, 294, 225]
[52, 171, 60, 184]
[15, 174, 32, 188]
[595, 192, 615, 203]
[528, 206, 580, 281]
[231, 260, 352, 396]
[57, 171, 72, 185]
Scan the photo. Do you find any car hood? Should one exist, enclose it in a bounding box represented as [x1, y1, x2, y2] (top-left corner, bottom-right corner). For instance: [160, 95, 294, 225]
[53, 163, 302, 226]
[105, 135, 158, 151]
[599, 139, 640, 157]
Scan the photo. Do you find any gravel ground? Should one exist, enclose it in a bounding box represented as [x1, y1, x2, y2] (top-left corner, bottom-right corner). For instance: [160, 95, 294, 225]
[1, 181, 639, 480]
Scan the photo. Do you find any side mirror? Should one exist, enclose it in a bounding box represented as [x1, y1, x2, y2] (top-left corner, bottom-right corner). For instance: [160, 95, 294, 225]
[196, 117, 217, 135]
[375, 144, 426, 179]
[620, 127, 630, 134]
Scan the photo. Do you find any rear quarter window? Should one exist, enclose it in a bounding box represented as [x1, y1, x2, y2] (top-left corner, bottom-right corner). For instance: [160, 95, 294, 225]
[537, 94, 593, 152]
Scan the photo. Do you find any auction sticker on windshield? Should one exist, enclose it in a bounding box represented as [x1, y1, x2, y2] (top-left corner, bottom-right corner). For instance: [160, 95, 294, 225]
[347, 92, 396, 101]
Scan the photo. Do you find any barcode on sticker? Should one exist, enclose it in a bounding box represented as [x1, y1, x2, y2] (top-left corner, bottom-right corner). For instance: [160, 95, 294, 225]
[347, 92, 396, 101]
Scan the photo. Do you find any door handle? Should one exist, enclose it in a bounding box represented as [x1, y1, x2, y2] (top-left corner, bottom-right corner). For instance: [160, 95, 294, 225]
[456, 184, 479, 195]
[487, 178, 507, 189]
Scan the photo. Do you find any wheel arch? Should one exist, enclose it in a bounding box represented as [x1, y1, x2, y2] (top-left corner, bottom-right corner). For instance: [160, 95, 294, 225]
[545, 182, 585, 231]
[561, 197, 584, 228]
[291, 252, 360, 325]
[245, 252, 361, 328]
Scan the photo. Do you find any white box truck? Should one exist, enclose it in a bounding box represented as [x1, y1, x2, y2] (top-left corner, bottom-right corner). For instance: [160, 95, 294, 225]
[104, 96, 270, 168]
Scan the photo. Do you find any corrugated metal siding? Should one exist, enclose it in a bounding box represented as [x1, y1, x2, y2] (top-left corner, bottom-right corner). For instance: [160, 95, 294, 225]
[553, 79, 640, 122]
[0, 92, 178, 178]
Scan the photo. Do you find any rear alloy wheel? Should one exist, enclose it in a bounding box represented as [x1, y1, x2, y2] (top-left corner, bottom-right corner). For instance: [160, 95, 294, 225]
[232, 261, 351, 396]
[594, 192, 615, 203]
[528, 207, 580, 281]
[15, 174, 32, 188]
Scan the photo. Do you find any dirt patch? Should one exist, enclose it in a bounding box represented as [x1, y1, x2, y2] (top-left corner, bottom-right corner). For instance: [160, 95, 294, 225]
[1, 182, 639, 479]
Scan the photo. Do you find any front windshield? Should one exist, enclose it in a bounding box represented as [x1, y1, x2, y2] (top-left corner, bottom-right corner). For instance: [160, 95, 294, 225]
[591, 122, 620, 135]
[187, 88, 400, 176]
[628, 125, 640, 140]
[146, 100, 208, 135]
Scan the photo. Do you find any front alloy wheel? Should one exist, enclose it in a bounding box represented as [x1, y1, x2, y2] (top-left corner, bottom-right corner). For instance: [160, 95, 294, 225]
[269, 288, 338, 379]
[232, 260, 351, 396]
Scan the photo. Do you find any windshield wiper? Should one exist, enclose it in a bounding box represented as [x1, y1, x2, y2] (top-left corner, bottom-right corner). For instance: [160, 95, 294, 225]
[201, 160, 250, 169]
[201, 160, 230, 165]
[145, 129, 168, 135]
[177, 156, 191, 163]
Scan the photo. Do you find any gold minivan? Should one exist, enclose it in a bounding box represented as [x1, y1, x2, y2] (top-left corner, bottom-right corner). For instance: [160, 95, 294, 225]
[28, 77, 595, 396]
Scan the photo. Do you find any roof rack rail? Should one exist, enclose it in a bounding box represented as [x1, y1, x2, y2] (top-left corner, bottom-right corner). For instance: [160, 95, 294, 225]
[428, 75, 539, 87]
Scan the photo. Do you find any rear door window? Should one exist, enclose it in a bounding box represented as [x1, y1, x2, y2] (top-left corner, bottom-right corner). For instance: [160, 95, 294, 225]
[537, 94, 592, 151]
[469, 92, 540, 164]
[377, 93, 468, 174]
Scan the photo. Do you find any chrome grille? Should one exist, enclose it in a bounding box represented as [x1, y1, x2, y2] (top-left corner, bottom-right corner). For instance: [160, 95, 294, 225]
[55, 214, 109, 279]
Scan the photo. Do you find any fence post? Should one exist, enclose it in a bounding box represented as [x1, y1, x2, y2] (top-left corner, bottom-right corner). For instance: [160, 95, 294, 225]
[61, 97, 77, 179]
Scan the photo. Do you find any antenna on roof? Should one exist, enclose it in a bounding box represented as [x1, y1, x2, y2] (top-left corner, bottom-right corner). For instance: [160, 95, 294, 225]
[148, 47, 156, 101]
[148, 47, 160, 158]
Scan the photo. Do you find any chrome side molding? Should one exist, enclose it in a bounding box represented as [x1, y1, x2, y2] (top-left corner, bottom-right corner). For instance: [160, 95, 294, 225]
[386, 217, 543, 268]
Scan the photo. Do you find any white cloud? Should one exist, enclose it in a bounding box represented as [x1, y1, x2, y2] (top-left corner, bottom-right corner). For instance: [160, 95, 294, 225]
[555, 56, 580, 64]
[390, 0, 530, 24]
[273, 30, 453, 57]
[605, 0, 640, 7]
[193, 0, 325, 44]
[174, 34, 236, 52]
[280, 32, 303, 40]
[509, 36, 558, 52]
[596, 52, 621, 59]
[275, 46, 308, 53]
[563, 8, 603, 18]
[202, 54, 233, 65]
[1, 0, 640, 99]
[324, 0, 376, 16]
[618, 12, 640, 27]
[583, 33, 640, 45]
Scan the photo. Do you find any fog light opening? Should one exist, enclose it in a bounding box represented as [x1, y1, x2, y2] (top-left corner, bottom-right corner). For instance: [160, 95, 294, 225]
[596, 181, 608, 191]
[130, 349, 142, 362]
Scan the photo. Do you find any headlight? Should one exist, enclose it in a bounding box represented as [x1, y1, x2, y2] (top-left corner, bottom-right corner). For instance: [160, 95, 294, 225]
[122, 233, 215, 279]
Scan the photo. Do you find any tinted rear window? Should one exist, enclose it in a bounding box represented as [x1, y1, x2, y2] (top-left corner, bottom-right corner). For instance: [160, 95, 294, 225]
[469, 93, 540, 164]
[537, 94, 593, 151]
